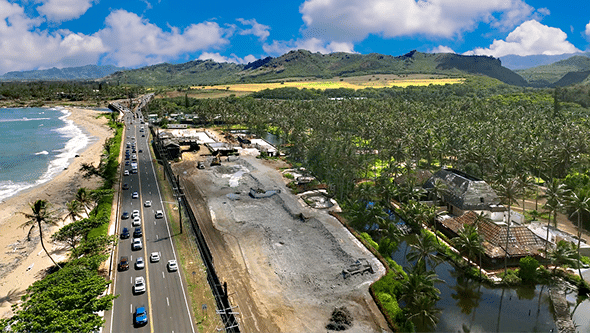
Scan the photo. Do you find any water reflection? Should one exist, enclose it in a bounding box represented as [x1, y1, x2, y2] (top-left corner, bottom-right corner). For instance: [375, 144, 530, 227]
[392, 239, 557, 332]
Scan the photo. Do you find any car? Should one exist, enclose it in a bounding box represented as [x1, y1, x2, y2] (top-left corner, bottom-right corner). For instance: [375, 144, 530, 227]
[155, 210, 164, 219]
[167, 260, 178, 272]
[132, 191, 139, 199]
[125, 161, 130, 166]
[132, 238, 142, 250]
[138, 149, 143, 153]
[133, 227, 143, 237]
[132, 209, 140, 218]
[120, 227, 130, 239]
[134, 306, 148, 327]
[125, 155, 129, 160]
[142, 134, 145, 137]
[121, 211, 130, 219]
[124, 170, 129, 176]
[122, 183, 129, 190]
[132, 217, 141, 227]
[133, 276, 146, 294]
[144, 200, 152, 207]
[150, 252, 160, 262]
[135, 257, 145, 269]
[132, 168, 138, 174]
[132, 149, 136, 153]
[118, 256, 129, 271]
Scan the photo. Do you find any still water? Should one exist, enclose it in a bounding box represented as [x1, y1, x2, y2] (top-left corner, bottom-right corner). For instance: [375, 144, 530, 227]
[392, 239, 557, 332]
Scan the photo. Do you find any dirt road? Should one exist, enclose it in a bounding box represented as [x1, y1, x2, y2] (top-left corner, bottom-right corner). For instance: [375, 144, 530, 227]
[173, 152, 391, 333]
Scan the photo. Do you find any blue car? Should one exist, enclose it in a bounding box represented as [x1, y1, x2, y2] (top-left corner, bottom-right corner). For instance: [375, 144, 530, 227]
[134, 306, 148, 327]
[120, 227, 130, 239]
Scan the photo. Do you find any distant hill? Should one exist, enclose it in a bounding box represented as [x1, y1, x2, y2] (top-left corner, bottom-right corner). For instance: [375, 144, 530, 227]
[499, 52, 589, 70]
[515, 55, 590, 87]
[100, 50, 528, 87]
[0, 65, 124, 81]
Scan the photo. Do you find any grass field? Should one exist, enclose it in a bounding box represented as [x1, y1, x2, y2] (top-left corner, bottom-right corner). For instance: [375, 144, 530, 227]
[180, 74, 464, 98]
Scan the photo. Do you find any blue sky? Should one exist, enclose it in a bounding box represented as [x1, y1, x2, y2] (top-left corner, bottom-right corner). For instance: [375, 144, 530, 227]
[0, 0, 589, 74]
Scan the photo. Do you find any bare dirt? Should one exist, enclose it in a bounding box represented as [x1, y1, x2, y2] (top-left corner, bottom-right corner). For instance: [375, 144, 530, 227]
[173, 149, 391, 333]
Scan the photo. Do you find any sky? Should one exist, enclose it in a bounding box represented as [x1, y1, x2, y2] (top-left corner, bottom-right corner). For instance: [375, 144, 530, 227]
[0, 0, 589, 74]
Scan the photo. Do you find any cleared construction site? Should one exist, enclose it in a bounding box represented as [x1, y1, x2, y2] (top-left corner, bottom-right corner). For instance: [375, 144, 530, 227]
[169, 129, 391, 332]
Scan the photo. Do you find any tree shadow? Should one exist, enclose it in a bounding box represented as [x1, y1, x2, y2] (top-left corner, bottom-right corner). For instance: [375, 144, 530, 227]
[0, 288, 25, 306]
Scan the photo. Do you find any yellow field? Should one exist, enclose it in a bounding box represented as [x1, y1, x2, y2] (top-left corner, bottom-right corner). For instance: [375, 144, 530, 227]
[193, 75, 464, 93]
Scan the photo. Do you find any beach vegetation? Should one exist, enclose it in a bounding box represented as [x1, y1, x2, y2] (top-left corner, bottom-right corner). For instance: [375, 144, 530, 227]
[20, 200, 62, 269]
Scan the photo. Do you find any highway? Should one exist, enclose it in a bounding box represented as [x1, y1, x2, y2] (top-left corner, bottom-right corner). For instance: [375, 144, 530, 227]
[104, 108, 195, 333]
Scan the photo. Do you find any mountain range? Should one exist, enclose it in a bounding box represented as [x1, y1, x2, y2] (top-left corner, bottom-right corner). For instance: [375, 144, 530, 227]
[2, 51, 590, 88]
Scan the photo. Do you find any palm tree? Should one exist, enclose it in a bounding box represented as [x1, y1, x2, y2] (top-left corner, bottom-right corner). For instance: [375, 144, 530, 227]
[496, 177, 521, 274]
[407, 231, 442, 271]
[20, 200, 61, 269]
[546, 240, 578, 273]
[400, 265, 442, 329]
[452, 224, 485, 277]
[541, 180, 568, 253]
[75, 187, 93, 215]
[64, 200, 84, 223]
[566, 191, 590, 281]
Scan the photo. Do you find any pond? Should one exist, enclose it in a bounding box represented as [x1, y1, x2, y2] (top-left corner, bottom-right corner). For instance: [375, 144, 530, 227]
[264, 132, 283, 146]
[392, 238, 557, 332]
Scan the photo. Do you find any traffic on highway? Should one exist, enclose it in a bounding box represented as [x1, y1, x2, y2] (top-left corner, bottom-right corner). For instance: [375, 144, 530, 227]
[105, 107, 195, 333]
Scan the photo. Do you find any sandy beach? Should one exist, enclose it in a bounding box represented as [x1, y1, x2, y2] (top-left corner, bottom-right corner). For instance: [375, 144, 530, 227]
[0, 107, 113, 318]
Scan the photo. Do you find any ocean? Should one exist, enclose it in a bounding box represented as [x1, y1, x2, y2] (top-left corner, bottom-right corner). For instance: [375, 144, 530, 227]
[0, 107, 97, 202]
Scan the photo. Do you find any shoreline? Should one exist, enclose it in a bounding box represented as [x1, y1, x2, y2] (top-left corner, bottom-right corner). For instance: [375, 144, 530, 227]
[0, 107, 113, 318]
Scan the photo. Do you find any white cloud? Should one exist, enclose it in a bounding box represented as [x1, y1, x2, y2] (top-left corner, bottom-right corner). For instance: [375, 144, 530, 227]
[299, 0, 541, 42]
[198, 52, 257, 64]
[96, 10, 229, 68]
[36, 0, 95, 22]
[585, 21, 590, 40]
[466, 20, 580, 57]
[237, 18, 270, 41]
[263, 38, 355, 56]
[430, 45, 455, 54]
[0, 0, 105, 74]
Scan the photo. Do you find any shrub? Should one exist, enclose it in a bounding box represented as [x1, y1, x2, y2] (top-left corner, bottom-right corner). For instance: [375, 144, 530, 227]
[359, 232, 379, 250]
[519, 256, 539, 284]
[501, 269, 522, 285]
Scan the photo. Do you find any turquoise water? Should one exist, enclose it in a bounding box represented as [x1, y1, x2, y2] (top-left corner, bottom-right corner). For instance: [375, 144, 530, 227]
[0, 107, 94, 201]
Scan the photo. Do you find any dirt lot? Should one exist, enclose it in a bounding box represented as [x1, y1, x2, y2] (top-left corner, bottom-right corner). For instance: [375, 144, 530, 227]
[173, 150, 391, 333]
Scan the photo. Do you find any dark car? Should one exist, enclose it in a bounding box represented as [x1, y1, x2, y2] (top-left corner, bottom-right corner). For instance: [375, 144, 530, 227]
[134, 306, 148, 327]
[118, 256, 129, 271]
[125, 161, 130, 166]
[121, 227, 130, 239]
[122, 183, 129, 190]
[121, 211, 130, 219]
[133, 227, 143, 238]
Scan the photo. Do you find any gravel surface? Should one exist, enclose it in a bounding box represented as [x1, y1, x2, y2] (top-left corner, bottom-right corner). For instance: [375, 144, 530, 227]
[174, 152, 391, 333]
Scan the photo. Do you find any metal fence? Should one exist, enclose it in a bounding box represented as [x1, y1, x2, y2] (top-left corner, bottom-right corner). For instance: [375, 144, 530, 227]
[152, 129, 240, 333]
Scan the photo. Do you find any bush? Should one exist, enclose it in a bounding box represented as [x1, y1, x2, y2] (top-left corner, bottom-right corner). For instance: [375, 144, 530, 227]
[519, 256, 539, 284]
[359, 232, 379, 250]
[501, 269, 522, 285]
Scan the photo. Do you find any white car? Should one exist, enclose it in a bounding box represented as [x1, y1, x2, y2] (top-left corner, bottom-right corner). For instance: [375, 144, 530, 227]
[132, 191, 139, 199]
[135, 257, 145, 269]
[124, 170, 129, 176]
[150, 252, 160, 262]
[155, 210, 164, 219]
[144, 200, 152, 207]
[132, 210, 140, 218]
[132, 217, 141, 227]
[132, 238, 142, 250]
[167, 260, 178, 272]
[133, 276, 146, 294]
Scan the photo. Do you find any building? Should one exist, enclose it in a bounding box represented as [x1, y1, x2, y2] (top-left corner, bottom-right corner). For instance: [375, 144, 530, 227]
[438, 211, 547, 267]
[423, 168, 500, 216]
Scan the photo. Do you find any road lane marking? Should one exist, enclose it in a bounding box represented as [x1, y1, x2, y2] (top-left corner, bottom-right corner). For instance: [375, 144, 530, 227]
[162, 271, 165, 279]
[166, 297, 169, 306]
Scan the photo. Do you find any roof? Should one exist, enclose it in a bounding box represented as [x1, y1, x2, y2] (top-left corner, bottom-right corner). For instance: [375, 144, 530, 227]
[439, 211, 546, 259]
[424, 168, 500, 210]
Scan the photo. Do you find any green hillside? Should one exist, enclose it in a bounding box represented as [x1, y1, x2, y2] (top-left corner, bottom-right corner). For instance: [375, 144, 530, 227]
[100, 50, 528, 87]
[0, 65, 124, 81]
[516, 55, 590, 86]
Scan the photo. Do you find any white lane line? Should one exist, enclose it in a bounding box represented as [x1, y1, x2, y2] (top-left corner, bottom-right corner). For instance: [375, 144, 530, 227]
[156, 235, 159, 240]
[130, 304, 132, 313]
[166, 297, 169, 307]
[162, 271, 165, 279]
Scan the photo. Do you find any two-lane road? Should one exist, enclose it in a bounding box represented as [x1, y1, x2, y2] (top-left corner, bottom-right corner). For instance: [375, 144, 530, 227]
[105, 112, 194, 333]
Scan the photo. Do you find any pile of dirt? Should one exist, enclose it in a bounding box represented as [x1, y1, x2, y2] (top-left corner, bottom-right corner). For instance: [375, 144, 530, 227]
[326, 307, 354, 331]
